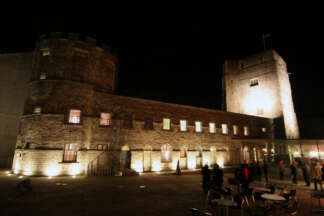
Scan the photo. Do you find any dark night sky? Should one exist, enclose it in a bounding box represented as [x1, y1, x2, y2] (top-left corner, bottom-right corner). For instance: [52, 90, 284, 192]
[1, 3, 319, 120]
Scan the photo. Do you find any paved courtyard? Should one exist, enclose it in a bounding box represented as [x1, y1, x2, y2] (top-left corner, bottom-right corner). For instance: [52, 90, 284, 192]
[0, 169, 323, 216]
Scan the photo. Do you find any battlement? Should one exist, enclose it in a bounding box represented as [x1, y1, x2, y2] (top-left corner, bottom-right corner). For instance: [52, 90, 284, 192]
[224, 50, 285, 75]
[31, 32, 117, 93]
[37, 32, 116, 61]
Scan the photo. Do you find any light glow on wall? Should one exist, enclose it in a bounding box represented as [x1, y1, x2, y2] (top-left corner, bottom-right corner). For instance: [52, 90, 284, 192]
[23, 171, 33, 176]
[187, 158, 196, 169]
[152, 161, 161, 172]
[309, 151, 324, 158]
[243, 89, 275, 116]
[69, 163, 81, 175]
[45, 164, 61, 177]
[203, 157, 211, 167]
[217, 158, 224, 168]
[294, 151, 300, 157]
[133, 160, 143, 173]
[172, 160, 178, 170]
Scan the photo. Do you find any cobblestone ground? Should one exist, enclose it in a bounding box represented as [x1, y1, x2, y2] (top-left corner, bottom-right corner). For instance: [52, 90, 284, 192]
[0, 169, 323, 216]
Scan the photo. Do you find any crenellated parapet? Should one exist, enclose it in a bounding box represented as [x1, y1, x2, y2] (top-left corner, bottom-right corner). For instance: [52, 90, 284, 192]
[31, 32, 117, 92]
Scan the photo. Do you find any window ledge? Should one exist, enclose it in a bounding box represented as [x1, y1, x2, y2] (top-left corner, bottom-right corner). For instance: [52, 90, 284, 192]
[64, 123, 83, 128]
[59, 161, 79, 164]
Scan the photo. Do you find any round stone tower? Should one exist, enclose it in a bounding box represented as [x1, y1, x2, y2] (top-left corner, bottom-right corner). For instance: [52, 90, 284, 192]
[12, 33, 117, 176]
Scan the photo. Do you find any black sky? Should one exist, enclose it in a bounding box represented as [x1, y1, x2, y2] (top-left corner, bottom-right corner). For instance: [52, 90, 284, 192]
[0, 3, 319, 119]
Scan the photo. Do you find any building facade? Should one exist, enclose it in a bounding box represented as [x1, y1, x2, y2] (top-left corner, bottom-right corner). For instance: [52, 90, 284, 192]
[4, 33, 303, 176]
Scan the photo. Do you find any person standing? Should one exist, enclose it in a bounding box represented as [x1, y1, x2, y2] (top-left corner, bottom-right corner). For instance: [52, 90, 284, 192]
[256, 161, 262, 181]
[321, 162, 324, 182]
[312, 162, 323, 191]
[302, 160, 311, 186]
[212, 164, 224, 189]
[290, 161, 298, 184]
[302, 162, 310, 187]
[201, 164, 211, 195]
[263, 162, 269, 185]
[279, 160, 285, 180]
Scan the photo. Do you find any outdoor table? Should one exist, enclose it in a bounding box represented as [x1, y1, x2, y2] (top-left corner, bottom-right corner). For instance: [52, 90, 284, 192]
[252, 187, 271, 192]
[215, 199, 237, 216]
[261, 194, 285, 209]
[310, 191, 324, 214]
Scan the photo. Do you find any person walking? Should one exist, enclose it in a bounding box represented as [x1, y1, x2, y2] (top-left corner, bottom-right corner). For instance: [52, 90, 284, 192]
[212, 164, 224, 189]
[263, 162, 269, 185]
[290, 161, 298, 184]
[201, 164, 211, 195]
[240, 164, 251, 191]
[312, 162, 323, 191]
[279, 160, 285, 180]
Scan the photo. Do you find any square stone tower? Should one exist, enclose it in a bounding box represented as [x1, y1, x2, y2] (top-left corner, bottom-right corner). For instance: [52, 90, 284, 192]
[223, 50, 299, 139]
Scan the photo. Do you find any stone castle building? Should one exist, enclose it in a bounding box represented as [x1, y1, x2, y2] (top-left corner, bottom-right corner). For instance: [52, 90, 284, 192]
[0, 33, 313, 177]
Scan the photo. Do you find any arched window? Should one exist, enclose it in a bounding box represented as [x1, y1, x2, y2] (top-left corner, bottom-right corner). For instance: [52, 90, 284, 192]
[161, 144, 172, 163]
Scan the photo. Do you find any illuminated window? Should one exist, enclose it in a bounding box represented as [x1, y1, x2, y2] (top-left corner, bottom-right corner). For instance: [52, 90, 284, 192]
[68, 109, 81, 124]
[195, 121, 202, 132]
[262, 127, 267, 133]
[63, 144, 77, 162]
[33, 106, 41, 114]
[180, 120, 187, 132]
[233, 125, 238, 135]
[180, 147, 187, 158]
[40, 73, 46, 80]
[221, 123, 228, 134]
[123, 114, 133, 129]
[42, 48, 50, 56]
[97, 144, 108, 151]
[99, 112, 111, 126]
[244, 126, 249, 136]
[144, 117, 153, 130]
[250, 79, 259, 87]
[163, 118, 171, 130]
[161, 144, 172, 163]
[209, 122, 216, 133]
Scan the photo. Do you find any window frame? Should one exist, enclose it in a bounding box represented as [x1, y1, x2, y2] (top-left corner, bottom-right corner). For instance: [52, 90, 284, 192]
[162, 118, 171, 131]
[123, 114, 133, 129]
[99, 112, 112, 127]
[195, 121, 202, 133]
[221, 123, 228, 135]
[144, 117, 154, 130]
[233, 125, 239, 135]
[209, 122, 216, 134]
[161, 144, 172, 163]
[63, 144, 78, 163]
[67, 109, 82, 124]
[180, 120, 187, 132]
[244, 126, 249, 136]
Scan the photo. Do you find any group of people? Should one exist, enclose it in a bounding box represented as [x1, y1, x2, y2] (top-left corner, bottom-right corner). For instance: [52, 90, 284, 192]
[201, 159, 324, 195]
[201, 164, 224, 195]
[285, 159, 324, 191]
